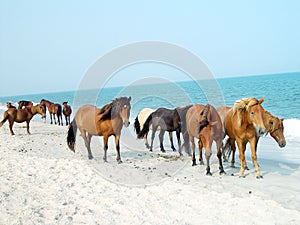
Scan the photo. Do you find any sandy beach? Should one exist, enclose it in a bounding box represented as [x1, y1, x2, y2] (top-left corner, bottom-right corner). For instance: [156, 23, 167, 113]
[0, 120, 299, 225]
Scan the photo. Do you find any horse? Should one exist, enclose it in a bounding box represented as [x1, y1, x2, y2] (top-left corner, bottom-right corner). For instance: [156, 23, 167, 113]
[0, 104, 46, 135]
[137, 105, 192, 155]
[134, 108, 176, 151]
[40, 99, 63, 125]
[62, 102, 72, 125]
[184, 104, 225, 175]
[6, 102, 16, 109]
[224, 97, 266, 178]
[67, 96, 131, 163]
[217, 106, 286, 166]
[18, 100, 33, 109]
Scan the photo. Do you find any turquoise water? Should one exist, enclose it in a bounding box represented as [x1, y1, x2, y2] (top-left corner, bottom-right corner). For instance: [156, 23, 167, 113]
[1, 72, 299, 120]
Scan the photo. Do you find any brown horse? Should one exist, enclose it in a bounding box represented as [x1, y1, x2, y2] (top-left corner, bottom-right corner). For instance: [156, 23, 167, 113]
[67, 97, 131, 163]
[0, 104, 46, 135]
[218, 106, 286, 165]
[184, 104, 225, 175]
[18, 100, 33, 109]
[40, 99, 63, 125]
[224, 97, 266, 178]
[62, 102, 72, 125]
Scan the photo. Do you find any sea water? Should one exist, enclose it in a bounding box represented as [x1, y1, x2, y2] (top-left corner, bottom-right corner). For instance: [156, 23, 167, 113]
[0, 72, 299, 164]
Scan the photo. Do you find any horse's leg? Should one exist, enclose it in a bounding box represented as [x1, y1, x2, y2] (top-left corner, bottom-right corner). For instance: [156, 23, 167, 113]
[50, 113, 53, 124]
[236, 139, 247, 177]
[250, 138, 262, 178]
[79, 129, 93, 159]
[26, 120, 31, 135]
[53, 113, 57, 125]
[8, 119, 15, 135]
[144, 132, 150, 149]
[114, 134, 122, 163]
[198, 139, 204, 165]
[176, 129, 181, 155]
[217, 139, 225, 174]
[230, 138, 236, 168]
[103, 135, 109, 162]
[65, 115, 68, 126]
[169, 132, 175, 151]
[190, 136, 196, 166]
[203, 137, 213, 176]
[159, 130, 166, 153]
[150, 125, 157, 152]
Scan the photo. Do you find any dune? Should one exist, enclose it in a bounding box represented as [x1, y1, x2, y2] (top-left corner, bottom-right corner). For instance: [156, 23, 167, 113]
[0, 120, 299, 224]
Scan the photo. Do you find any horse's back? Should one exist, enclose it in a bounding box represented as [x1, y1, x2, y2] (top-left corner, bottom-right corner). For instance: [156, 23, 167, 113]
[138, 108, 154, 127]
[186, 104, 205, 137]
[74, 105, 99, 135]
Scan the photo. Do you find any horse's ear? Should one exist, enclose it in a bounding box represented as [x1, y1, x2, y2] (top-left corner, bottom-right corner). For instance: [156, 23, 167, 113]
[128, 96, 131, 101]
[281, 118, 284, 122]
[259, 97, 265, 104]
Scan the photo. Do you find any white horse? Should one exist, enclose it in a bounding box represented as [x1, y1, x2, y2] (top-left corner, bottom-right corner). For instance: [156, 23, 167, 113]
[134, 108, 175, 150]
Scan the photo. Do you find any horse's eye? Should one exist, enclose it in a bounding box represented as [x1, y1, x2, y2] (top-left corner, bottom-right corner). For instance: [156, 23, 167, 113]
[250, 111, 254, 115]
[124, 105, 127, 108]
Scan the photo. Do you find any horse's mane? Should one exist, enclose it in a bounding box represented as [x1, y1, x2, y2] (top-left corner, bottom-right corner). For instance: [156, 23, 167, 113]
[233, 97, 260, 126]
[98, 97, 130, 121]
[198, 104, 210, 132]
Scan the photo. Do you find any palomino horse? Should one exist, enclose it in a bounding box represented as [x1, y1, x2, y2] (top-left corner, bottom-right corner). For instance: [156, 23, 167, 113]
[224, 97, 266, 178]
[184, 104, 225, 175]
[18, 100, 33, 109]
[40, 99, 63, 125]
[67, 97, 131, 163]
[137, 106, 191, 154]
[0, 104, 46, 135]
[62, 102, 72, 125]
[217, 106, 286, 166]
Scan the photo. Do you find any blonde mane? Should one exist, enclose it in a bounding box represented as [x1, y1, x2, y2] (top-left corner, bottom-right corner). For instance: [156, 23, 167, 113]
[232, 97, 260, 126]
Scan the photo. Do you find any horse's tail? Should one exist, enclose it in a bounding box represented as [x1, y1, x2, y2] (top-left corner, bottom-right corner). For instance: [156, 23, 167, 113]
[67, 120, 77, 152]
[57, 104, 62, 116]
[198, 104, 210, 133]
[134, 115, 141, 135]
[0, 111, 9, 127]
[137, 113, 152, 139]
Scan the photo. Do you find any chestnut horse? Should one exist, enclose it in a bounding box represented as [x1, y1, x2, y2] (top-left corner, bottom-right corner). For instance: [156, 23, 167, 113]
[67, 97, 131, 163]
[0, 104, 46, 135]
[18, 100, 33, 109]
[62, 102, 72, 125]
[217, 106, 286, 166]
[184, 104, 225, 175]
[224, 97, 266, 178]
[40, 99, 63, 125]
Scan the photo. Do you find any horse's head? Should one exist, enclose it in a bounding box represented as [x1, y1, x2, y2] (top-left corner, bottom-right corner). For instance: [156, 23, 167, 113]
[115, 96, 131, 127]
[36, 104, 47, 118]
[234, 97, 266, 137]
[268, 117, 286, 148]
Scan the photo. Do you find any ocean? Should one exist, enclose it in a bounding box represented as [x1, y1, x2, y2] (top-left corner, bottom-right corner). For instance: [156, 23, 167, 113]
[0, 72, 300, 164]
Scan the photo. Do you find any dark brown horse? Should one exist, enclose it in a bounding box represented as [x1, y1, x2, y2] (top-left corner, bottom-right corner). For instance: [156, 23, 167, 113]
[18, 100, 33, 109]
[40, 99, 63, 125]
[62, 102, 72, 125]
[0, 104, 46, 135]
[137, 105, 191, 155]
[218, 106, 286, 166]
[224, 97, 266, 178]
[184, 104, 225, 175]
[67, 97, 131, 163]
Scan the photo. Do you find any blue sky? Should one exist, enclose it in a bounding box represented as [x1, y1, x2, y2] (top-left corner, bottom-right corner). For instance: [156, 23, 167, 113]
[1, 1, 299, 96]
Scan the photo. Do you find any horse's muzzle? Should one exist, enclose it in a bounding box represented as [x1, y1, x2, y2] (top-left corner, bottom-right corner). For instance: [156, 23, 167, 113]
[278, 141, 286, 148]
[257, 128, 266, 137]
[123, 121, 130, 127]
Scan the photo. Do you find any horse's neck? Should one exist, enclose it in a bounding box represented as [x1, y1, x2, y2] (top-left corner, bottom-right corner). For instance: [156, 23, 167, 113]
[28, 106, 38, 115]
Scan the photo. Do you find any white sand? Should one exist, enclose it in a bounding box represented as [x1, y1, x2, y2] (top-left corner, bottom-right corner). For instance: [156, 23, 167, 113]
[0, 120, 299, 225]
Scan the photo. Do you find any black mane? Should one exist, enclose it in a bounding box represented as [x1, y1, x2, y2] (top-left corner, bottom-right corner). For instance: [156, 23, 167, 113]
[99, 97, 131, 121]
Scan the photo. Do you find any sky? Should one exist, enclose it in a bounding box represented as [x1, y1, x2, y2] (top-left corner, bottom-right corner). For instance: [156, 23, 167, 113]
[0, 0, 300, 96]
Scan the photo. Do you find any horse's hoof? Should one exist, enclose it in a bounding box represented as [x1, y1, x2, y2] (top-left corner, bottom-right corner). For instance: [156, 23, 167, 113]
[206, 171, 212, 176]
[230, 165, 236, 168]
[179, 153, 183, 157]
[118, 160, 123, 164]
[219, 169, 226, 175]
[239, 175, 246, 178]
[172, 147, 176, 152]
[149, 149, 153, 152]
[192, 162, 197, 166]
[256, 175, 263, 179]
[223, 159, 228, 162]
[200, 161, 204, 165]
[88, 155, 93, 160]
[245, 166, 250, 170]
[161, 149, 166, 153]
